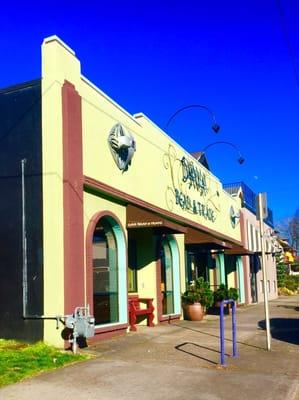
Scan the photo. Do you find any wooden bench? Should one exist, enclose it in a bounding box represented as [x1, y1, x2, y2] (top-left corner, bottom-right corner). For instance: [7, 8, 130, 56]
[128, 295, 155, 332]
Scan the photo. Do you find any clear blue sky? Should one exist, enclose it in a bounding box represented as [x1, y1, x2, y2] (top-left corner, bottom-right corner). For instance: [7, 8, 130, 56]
[0, 0, 298, 223]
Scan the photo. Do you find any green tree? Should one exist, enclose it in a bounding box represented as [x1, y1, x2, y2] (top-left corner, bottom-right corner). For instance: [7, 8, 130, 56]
[289, 208, 299, 253]
[276, 207, 299, 253]
[276, 261, 288, 288]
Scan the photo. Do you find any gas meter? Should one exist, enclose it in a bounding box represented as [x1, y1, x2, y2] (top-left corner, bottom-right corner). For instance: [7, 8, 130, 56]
[65, 305, 95, 353]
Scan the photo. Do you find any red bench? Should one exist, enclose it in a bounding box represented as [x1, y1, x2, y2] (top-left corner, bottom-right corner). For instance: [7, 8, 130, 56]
[128, 295, 155, 332]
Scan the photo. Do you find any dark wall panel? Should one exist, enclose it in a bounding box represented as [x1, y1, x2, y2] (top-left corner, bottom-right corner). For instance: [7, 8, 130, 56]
[0, 80, 43, 342]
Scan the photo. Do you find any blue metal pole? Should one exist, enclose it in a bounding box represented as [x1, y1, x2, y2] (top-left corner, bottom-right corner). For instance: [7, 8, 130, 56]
[232, 300, 237, 358]
[220, 301, 225, 366]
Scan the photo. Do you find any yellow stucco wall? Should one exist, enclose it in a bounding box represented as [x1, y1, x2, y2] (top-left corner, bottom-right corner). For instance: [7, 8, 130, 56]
[227, 272, 235, 289]
[42, 39, 72, 346]
[135, 230, 158, 324]
[40, 36, 241, 244]
[41, 36, 242, 344]
[81, 91, 241, 242]
[42, 36, 242, 253]
[209, 269, 215, 288]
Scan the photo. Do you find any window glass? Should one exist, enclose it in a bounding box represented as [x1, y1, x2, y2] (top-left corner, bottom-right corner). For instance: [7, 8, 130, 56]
[93, 219, 119, 325]
[161, 237, 174, 315]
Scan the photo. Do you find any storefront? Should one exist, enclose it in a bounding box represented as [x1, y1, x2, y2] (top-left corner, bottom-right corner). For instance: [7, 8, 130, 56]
[0, 36, 245, 347]
[223, 182, 278, 304]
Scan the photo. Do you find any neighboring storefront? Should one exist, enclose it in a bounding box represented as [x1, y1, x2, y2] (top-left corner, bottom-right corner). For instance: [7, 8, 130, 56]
[223, 182, 278, 304]
[0, 36, 245, 347]
[242, 209, 278, 303]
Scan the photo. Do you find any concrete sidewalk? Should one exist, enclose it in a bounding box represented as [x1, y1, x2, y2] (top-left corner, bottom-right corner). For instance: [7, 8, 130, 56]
[1, 296, 299, 400]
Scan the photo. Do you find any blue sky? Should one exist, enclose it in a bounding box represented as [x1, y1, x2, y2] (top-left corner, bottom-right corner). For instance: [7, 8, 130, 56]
[0, 0, 298, 223]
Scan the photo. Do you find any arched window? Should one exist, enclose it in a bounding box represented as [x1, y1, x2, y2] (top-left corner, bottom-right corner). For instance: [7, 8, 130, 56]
[160, 235, 180, 316]
[161, 237, 174, 315]
[92, 217, 122, 325]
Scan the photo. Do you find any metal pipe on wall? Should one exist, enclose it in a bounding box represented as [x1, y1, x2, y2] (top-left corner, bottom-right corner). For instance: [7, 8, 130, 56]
[21, 159, 64, 326]
[21, 158, 28, 317]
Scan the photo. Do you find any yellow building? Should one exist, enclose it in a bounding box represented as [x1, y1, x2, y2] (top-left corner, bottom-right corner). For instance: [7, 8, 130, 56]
[0, 36, 245, 347]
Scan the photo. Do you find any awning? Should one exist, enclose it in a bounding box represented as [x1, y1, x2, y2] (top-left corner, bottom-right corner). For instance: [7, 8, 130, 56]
[127, 205, 245, 252]
[185, 228, 233, 250]
[224, 247, 254, 256]
[126, 205, 187, 234]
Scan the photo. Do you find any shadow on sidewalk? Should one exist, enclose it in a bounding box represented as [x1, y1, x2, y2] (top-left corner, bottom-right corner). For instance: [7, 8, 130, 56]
[258, 318, 299, 345]
[175, 342, 227, 365]
[277, 304, 299, 312]
[171, 322, 265, 350]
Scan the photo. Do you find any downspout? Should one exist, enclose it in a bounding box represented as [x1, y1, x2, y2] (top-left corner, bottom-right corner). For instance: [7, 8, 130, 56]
[21, 158, 28, 317]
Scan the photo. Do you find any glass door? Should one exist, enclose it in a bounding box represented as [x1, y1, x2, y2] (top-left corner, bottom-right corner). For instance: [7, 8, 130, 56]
[93, 218, 119, 325]
[160, 237, 174, 315]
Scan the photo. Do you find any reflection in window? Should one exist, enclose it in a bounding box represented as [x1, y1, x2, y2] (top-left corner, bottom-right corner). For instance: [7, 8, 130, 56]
[93, 218, 118, 325]
[161, 237, 174, 315]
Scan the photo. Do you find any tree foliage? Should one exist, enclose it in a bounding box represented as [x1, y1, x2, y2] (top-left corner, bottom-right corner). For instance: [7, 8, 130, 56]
[289, 208, 299, 252]
[275, 207, 299, 253]
[276, 263, 288, 288]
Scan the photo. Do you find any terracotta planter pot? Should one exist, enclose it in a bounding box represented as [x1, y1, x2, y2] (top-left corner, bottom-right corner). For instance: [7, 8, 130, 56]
[183, 302, 205, 321]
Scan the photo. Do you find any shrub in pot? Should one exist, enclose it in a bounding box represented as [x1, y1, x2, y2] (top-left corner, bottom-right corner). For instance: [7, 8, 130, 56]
[228, 287, 239, 302]
[213, 285, 239, 304]
[213, 284, 228, 306]
[213, 285, 239, 314]
[182, 277, 214, 321]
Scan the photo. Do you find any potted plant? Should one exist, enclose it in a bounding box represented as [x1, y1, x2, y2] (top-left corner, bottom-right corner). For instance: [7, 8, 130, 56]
[213, 284, 229, 307]
[213, 285, 239, 314]
[181, 277, 214, 321]
[228, 287, 239, 302]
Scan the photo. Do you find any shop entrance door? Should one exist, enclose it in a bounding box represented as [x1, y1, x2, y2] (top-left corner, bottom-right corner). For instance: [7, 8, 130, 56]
[160, 237, 174, 315]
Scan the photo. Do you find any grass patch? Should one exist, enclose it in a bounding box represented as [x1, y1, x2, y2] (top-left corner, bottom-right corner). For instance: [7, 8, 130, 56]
[0, 339, 89, 387]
